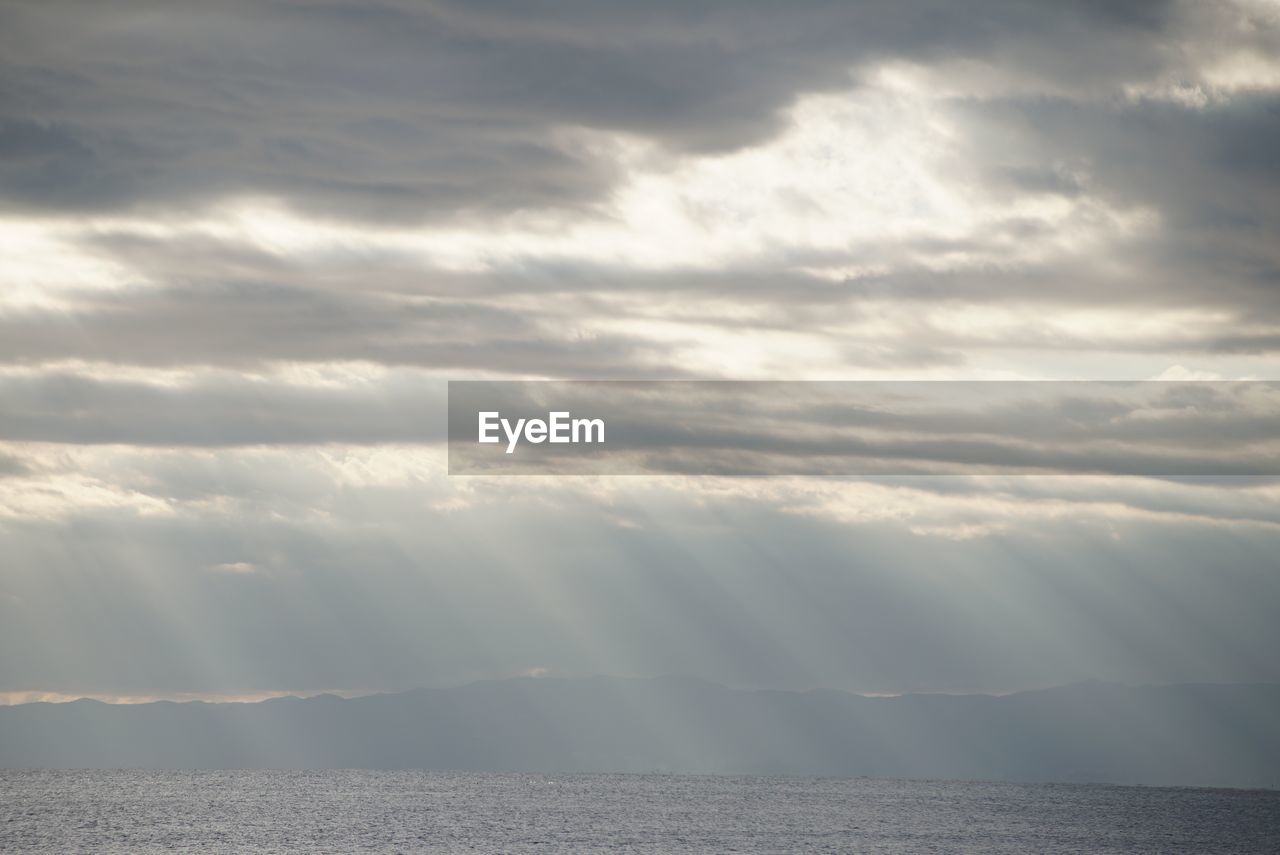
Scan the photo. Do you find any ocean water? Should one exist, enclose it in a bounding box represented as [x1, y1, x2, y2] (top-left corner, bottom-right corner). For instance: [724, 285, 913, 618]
[2, 770, 1278, 853]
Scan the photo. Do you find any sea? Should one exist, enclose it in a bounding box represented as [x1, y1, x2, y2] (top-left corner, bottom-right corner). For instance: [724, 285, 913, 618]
[2, 770, 1278, 853]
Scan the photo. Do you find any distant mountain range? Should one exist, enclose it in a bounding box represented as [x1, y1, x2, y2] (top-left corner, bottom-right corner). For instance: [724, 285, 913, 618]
[2, 676, 1278, 788]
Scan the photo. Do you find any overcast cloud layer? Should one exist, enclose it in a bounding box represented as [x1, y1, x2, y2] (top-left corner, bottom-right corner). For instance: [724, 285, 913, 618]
[2, 0, 1280, 701]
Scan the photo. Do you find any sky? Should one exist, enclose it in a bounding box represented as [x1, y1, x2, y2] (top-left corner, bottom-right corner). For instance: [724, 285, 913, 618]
[1, 0, 1280, 703]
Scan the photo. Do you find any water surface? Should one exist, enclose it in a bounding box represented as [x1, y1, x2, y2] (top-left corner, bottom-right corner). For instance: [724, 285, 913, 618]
[3, 770, 1278, 853]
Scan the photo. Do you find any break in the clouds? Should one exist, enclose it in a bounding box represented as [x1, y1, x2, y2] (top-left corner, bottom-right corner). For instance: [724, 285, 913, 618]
[1, 0, 1280, 700]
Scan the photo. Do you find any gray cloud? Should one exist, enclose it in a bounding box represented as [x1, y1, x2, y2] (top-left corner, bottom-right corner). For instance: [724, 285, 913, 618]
[5, 376, 1278, 480]
[0, 371, 446, 446]
[0, 280, 683, 376]
[3, 231, 1277, 381]
[946, 93, 1280, 313]
[0, 0, 1185, 220]
[447, 381, 1280, 476]
[0, 453, 28, 477]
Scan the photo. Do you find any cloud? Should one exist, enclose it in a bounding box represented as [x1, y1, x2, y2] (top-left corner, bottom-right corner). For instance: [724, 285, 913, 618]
[0, 453, 28, 478]
[0, 368, 447, 446]
[0, 0, 1209, 221]
[447, 380, 1280, 477]
[207, 561, 257, 576]
[3, 453, 1280, 695]
[3, 373, 1277, 480]
[3, 0, 1280, 700]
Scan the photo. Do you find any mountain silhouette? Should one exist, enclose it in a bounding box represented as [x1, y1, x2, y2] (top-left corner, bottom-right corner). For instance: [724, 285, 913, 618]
[2, 676, 1277, 788]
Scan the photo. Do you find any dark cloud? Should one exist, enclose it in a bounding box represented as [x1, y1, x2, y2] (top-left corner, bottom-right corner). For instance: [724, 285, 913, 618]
[0, 279, 683, 377]
[14, 368, 1276, 482]
[6, 373, 1278, 478]
[949, 93, 1280, 313]
[447, 380, 1280, 476]
[0, 0, 1184, 220]
[0, 452, 29, 477]
[0, 371, 446, 446]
